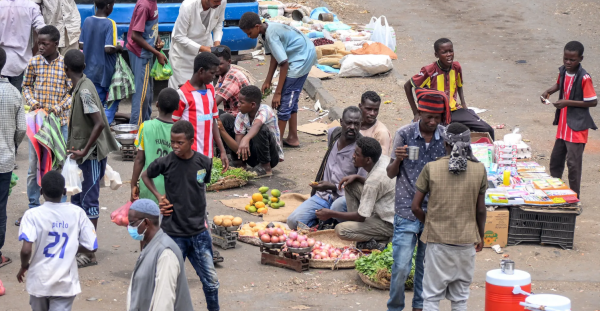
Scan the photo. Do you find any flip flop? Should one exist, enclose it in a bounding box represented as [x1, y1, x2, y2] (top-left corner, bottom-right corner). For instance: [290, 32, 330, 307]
[0, 256, 12, 268]
[247, 166, 273, 179]
[283, 140, 301, 148]
[76, 254, 98, 268]
[14, 217, 21, 226]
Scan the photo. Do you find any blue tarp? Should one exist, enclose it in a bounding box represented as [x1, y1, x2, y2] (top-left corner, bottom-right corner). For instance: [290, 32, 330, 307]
[310, 7, 340, 22]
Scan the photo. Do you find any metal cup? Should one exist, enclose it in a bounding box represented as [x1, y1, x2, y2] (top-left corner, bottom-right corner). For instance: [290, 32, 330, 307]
[408, 146, 420, 160]
[500, 259, 515, 275]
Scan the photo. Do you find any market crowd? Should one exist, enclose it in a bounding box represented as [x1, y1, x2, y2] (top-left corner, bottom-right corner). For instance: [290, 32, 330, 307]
[0, 0, 596, 309]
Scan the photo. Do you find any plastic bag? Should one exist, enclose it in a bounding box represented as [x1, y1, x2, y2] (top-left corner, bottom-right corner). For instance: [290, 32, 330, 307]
[338, 54, 393, 77]
[8, 173, 18, 196]
[365, 16, 397, 52]
[150, 51, 172, 81]
[61, 155, 83, 196]
[103, 164, 122, 190]
[110, 201, 132, 227]
[107, 54, 136, 106]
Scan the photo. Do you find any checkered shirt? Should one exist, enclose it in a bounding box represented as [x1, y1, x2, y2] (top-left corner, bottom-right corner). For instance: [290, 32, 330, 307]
[22, 55, 72, 126]
[216, 67, 250, 116]
[0, 78, 26, 173]
[415, 156, 488, 244]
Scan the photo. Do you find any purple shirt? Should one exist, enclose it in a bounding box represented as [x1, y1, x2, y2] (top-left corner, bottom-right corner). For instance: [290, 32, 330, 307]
[0, 0, 45, 76]
[126, 0, 158, 58]
[317, 128, 366, 200]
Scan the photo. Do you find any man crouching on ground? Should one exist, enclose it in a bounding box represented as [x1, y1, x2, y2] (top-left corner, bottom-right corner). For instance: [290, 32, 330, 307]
[315, 137, 395, 250]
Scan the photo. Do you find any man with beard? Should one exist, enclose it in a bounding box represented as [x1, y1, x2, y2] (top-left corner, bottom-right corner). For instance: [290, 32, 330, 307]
[287, 106, 365, 229]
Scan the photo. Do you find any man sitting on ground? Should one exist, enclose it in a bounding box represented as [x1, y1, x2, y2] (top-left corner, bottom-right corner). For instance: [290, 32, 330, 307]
[359, 91, 392, 155]
[219, 85, 283, 177]
[211, 46, 253, 116]
[286, 106, 365, 230]
[315, 137, 395, 249]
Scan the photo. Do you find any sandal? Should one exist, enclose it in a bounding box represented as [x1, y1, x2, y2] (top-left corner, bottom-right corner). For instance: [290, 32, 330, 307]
[76, 253, 98, 268]
[213, 251, 224, 264]
[15, 217, 21, 226]
[247, 166, 273, 179]
[283, 140, 301, 148]
[0, 256, 12, 268]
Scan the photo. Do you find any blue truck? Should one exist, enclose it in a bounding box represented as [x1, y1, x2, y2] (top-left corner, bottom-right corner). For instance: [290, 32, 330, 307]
[77, 0, 258, 54]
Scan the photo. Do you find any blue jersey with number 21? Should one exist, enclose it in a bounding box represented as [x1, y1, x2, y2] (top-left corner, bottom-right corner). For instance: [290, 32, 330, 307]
[18, 202, 97, 297]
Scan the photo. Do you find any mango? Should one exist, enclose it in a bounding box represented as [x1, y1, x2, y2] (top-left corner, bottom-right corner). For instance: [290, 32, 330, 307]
[270, 197, 279, 203]
[271, 189, 281, 197]
[278, 201, 285, 207]
[271, 203, 280, 209]
[248, 206, 257, 213]
[252, 193, 264, 202]
[255, 201, 265, 209]
[259, 186, 269, 194]
[257, 207, 268, 214]
[245, 205, 251, 211]
[262, 193, 269, 200]
[262, 198, 269, 205]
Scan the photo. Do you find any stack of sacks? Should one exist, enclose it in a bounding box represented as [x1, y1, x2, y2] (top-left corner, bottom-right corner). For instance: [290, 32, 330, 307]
[316, 41, 350, 69]
[259, 0, 286, 18]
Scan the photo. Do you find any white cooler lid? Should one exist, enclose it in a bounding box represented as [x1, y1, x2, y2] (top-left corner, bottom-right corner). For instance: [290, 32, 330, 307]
[486, 269, 531, 286]
[526, 294, 571, 309]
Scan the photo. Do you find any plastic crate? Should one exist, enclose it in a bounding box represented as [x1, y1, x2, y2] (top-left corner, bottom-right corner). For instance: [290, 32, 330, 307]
[507, 207, 577, 249]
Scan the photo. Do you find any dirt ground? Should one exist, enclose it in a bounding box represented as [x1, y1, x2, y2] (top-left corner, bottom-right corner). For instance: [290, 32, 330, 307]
[2, 0, 600, 310]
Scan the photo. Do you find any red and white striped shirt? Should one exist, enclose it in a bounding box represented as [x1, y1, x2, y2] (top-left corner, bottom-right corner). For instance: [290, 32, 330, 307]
[555, 73, 597, 143]
[173, 81, 219, 157]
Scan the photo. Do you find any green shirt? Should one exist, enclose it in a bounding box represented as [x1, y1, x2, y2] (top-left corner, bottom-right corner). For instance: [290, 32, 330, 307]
[135, 118, 173, 203]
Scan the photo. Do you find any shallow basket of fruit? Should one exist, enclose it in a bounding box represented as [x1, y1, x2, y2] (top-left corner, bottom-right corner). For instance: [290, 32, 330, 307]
[237, 222, 291, 246]
[306, 230, 361, 269]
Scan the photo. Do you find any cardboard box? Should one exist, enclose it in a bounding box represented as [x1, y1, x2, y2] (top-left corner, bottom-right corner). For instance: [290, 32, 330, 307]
[483, 208, 509, 247]
[471, 132, 493, 144]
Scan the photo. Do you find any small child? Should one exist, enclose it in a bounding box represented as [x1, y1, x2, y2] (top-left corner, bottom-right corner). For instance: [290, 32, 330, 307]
[141, 120, 220, 311]
[172, 52, 228, 170]
[541, 41, 597, 199]
[79, 0, 123, 124]
[219, 85, 283, 177]
[131, 88, 179, 203]
[404, 37, 495, 140]
[239, 12, 317, 148]
[17, 171, 97, 310]
[126, 0, 166, 125]
[63, 49, 119, 267]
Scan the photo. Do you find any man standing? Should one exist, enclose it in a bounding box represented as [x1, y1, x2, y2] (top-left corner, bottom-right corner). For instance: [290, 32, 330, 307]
[315, 137, 395, 248]
[34, 0, 81, 55]
[0, 47, 27, 269]
[0, 0, 46, 91]
[411, 122, 487, 310]
[169, 0, 225, 89]
[126, 199, 193, 311]
[286, 106, 364, 229]
[359, 91, 392, 155]
[386, 88, 449, 311]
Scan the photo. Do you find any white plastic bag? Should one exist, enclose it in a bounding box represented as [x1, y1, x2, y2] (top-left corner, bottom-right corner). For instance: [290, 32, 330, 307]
[62, 155, 83, 196]
[103, 164, 123, 190]
[365, 16, 397, 52]
[339, 55, 393, 77]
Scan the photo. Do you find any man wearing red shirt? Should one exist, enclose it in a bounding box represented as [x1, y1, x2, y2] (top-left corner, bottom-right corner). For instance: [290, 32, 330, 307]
[542, 41, 597, 199]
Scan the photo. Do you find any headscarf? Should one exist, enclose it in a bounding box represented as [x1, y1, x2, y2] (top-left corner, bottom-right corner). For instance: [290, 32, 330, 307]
[130, 199, 160, 216]
[414, 88, 452, 125]
[440, 126, 478, 175]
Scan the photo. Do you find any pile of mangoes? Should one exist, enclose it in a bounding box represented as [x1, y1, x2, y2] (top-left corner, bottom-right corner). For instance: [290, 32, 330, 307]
[245, 186, 285, 214]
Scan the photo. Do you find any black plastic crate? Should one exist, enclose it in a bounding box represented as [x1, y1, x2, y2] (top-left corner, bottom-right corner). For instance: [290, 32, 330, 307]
[508, 207, 577, 249]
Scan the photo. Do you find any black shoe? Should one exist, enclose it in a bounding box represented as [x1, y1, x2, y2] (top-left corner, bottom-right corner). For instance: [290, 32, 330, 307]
[356, 239, 385, 251]
[213, 251, 224, 263]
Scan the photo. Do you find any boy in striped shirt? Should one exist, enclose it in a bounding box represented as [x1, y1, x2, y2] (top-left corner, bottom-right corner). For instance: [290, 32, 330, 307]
[173, 52, 229, 171]
[541, 41, 597, 199]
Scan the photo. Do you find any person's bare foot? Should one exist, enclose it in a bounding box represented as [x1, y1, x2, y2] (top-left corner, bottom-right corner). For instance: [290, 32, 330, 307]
[260, 163, 273, 175]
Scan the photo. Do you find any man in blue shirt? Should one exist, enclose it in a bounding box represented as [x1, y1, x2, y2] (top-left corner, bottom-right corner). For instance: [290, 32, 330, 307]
[385, 88, 449, 311]
[79, 0, 122, 124]
[239, 12, 317, 148]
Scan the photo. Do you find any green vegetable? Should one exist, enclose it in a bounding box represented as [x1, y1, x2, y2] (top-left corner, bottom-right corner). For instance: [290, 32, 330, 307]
[8, 173, 18, 196]
[262, 87, 272, 100]
[208, 157, 256, 187]
[355, 243, 416, 289]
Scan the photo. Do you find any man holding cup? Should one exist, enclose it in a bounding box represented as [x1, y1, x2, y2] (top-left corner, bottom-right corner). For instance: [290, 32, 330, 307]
[385, 88, 450, 311]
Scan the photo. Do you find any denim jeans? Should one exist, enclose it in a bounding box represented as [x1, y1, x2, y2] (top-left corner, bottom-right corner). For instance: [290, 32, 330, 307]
[128, 51, 153, 125]
[286, 194, 347, 229]
[387, 215, 426, 311]
[95, 83, 120, 125]
[0, 171, 12, 257]
[170, 230, 220, 311]
[27, 125, 68, 208]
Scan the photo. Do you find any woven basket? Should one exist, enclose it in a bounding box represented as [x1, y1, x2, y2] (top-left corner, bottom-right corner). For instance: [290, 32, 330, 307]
[306, 229, 356, 248]
[309, 258, 357, 269]
[237, 235, 262, 246]
[358, 272, 390, 290]
[207, 176, 247, 191]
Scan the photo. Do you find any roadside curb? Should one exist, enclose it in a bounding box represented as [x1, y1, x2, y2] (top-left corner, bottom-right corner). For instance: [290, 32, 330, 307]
[303, 77, 344, 121]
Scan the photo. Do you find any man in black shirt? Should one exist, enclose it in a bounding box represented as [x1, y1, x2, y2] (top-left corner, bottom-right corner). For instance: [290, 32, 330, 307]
[142, 120, 220, 311]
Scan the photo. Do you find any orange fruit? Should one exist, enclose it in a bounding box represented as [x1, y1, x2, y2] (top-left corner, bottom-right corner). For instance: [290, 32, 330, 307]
[270, 197, 279, 203]
[252, 193, 264, 202]
[255, 201, 265, 209]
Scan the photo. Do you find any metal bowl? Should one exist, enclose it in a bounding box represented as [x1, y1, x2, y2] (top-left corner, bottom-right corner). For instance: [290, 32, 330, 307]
[287, 246, 313, 254]
[112, 124, 139, 134]
[115, 134, 137, 145]
[262, 242, 285, 249]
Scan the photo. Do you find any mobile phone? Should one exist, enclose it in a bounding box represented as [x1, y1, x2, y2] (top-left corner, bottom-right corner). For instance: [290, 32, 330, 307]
[540, 96, 551, 105]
